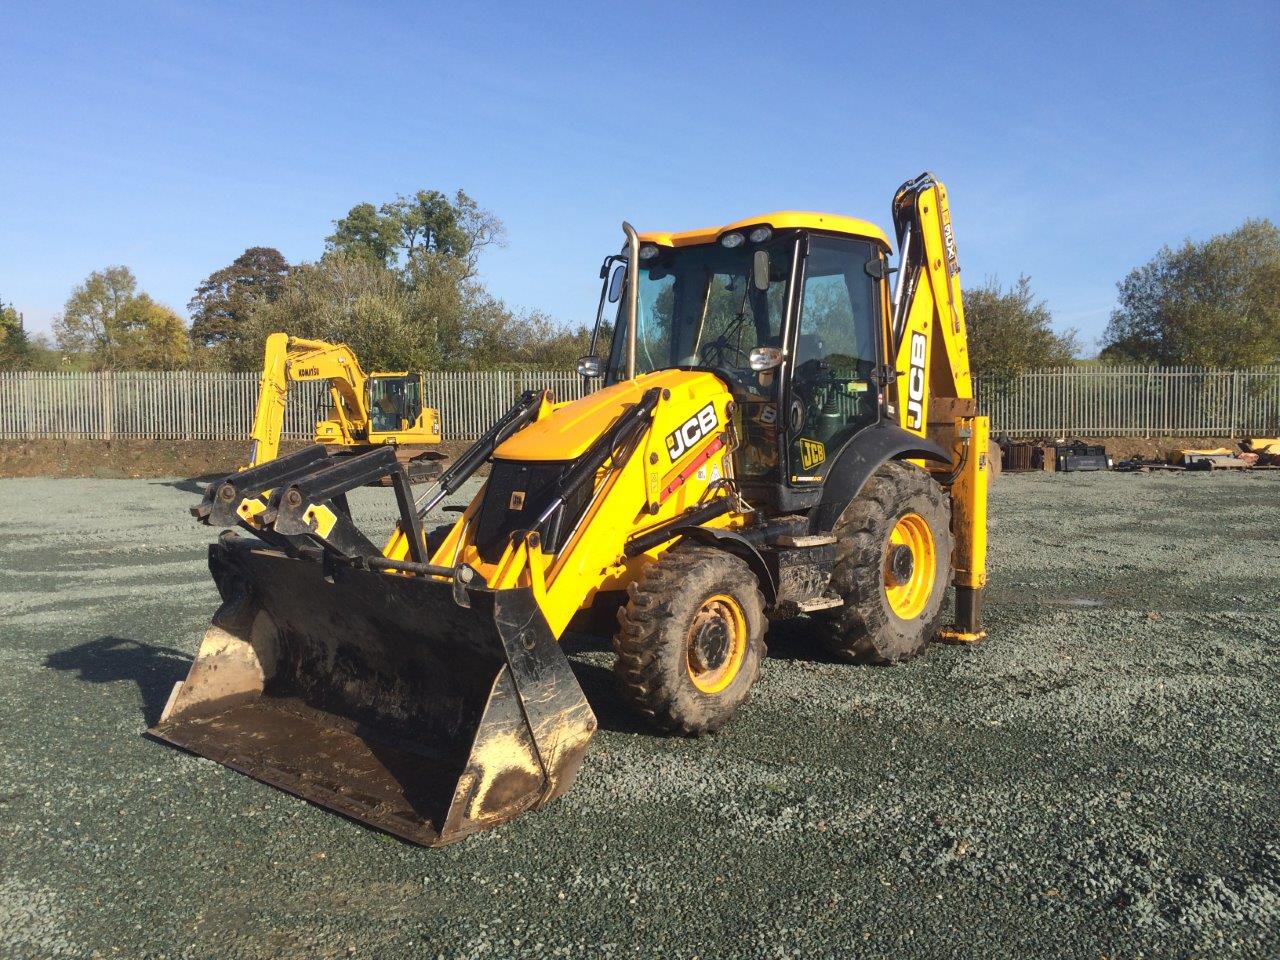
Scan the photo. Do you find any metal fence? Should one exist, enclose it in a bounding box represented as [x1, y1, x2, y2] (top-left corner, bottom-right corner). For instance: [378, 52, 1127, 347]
[1, 366, 1279, 442]
[0, 370, 594, 442]
[974, 365, 1280, 438]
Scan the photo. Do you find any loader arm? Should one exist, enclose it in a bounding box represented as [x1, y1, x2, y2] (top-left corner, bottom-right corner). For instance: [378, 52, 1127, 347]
[245, 333, 371, 468]
[889, 172, 988, 640]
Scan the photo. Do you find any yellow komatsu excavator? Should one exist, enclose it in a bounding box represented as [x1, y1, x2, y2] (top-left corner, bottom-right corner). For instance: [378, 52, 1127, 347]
[246, 332, 444, 482]
[153, 173, 989, 846]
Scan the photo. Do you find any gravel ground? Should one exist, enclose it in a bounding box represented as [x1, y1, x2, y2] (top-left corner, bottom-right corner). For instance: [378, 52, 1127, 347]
[1, 472, 1277, 959]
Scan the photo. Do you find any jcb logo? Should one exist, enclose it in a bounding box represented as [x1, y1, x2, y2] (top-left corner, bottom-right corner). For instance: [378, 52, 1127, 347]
[799, 438, 825, 470]
[942, 221, 960, 273]
[905, 332, 927, 431]
[666, 403, 717, 461]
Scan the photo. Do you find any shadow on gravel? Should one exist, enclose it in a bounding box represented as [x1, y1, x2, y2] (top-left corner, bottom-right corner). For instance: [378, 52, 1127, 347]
[44, 636, 191, 725]
[762, 617, 844, 663]
[153, 474, 223, 495]
[560, 633, 654, 736]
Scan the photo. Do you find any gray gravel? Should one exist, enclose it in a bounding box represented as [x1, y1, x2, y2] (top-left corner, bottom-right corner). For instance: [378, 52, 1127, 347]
[1, 471, 1277, 959]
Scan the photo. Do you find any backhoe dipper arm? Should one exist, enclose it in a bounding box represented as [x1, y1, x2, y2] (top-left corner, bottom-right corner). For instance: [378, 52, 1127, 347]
[889, 173, 988, 642]
[245, 334, 371, 469]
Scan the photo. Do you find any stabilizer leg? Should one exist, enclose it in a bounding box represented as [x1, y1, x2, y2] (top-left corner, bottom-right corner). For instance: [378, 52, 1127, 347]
[939, 415, 988, 643]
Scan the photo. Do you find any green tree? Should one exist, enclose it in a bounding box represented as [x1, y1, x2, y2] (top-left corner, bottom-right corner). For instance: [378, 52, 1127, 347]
[237, 251, 586, 374]
[53, 267, 191, 369]
[118, 295, 192, 369]
[189, 247, 290, 350]
[326, 189, 504, 276]
[53, 266, 138, 368]
[1100, 219, 1280, 366]
[963, 276, 1079, 381]
[0, 297, 31, 369]
[325, 203, 398, 268]
[233, 253, 427, 372]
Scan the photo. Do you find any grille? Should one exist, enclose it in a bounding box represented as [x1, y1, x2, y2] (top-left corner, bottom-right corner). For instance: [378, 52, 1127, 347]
[473, 459, 593, 563]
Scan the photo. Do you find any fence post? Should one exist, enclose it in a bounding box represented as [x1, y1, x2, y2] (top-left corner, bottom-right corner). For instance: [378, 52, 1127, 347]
[1231, 369, 1239, 439]
[103, 370, 114, 441]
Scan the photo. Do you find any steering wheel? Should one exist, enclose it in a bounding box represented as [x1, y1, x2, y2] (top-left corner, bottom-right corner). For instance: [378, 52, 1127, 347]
[699, 335, 751, 371]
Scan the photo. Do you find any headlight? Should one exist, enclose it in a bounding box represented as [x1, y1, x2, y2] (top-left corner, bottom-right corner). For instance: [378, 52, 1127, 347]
[720, 231, 745, 248]
[748, 226, 772, 243]
[639, 244, 660, 260]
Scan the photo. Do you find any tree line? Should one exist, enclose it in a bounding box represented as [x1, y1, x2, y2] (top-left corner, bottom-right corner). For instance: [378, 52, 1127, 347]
[2, 190, 1276, 376]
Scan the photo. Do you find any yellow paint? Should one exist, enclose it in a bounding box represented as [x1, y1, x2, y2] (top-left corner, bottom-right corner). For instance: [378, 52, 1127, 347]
[884, 512, 937, 621]
[685, 593, 747, 694]
[893, 181, 974, 438]
[640, 211, 891, 250]
[799, 438, 826, 470]
[381, 368, 738, 638]
[304, 503, 338, 539]
[949, 415, 989, 594]
[236, 497, 267, 525]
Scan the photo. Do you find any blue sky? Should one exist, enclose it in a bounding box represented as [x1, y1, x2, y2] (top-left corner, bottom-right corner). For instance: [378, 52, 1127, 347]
[2, 0, 1277, 352]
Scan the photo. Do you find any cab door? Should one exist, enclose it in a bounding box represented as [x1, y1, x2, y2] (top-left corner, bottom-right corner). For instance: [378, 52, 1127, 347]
[784, 235, 885, 483]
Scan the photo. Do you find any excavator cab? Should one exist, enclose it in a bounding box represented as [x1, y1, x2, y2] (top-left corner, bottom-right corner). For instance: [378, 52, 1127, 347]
[584, 218, 896, 512]
[368, 373, 427, 436]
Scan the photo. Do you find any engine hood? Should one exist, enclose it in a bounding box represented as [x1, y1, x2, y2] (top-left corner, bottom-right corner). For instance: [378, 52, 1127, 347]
[495, 369, 729, 462]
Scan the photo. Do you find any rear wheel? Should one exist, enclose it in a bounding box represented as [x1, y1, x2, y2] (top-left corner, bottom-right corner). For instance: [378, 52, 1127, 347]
[817, 460, 952, 664]
[614, 544, 766, 735]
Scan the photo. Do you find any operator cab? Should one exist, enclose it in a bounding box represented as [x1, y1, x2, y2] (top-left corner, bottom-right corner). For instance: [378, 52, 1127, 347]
[368, 374, 424, 434]
[583, 213, 894, 510]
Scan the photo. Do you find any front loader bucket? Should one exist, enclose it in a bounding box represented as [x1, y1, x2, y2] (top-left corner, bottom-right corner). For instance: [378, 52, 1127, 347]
[149, 537, 596, 846]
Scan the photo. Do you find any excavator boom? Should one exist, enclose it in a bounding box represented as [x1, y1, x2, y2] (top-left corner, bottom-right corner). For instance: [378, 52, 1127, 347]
[242, 332, 442, 481]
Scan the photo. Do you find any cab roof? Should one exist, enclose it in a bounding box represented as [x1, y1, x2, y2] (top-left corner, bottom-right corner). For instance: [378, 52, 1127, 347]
[638, 211, 891, 250]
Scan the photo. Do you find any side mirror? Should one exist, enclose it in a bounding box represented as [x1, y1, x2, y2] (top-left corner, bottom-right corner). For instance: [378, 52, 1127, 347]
[748, 346, 782, 371]
[753, 250, 770, 291]
[864, 258, 896, 280]
[577, 355, 604, 378]
[606, 263, 626, 303]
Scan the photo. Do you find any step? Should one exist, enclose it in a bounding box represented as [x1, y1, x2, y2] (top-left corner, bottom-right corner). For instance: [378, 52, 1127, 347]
[796, 596, 844, 612]
[773, 533, 837, 548]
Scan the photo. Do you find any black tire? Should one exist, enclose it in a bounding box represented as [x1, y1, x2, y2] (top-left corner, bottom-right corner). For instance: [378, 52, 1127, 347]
[817, 460, 953, 664]
[614, 544, 766, 735]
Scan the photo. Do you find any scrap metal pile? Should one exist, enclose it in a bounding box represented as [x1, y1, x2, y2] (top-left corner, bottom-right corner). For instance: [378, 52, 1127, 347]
[996, 437, 1280, 474]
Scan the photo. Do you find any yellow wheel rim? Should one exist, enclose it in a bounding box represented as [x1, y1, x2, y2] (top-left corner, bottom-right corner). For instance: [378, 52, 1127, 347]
[686, 594, 747, 694]
[884, 512, 937, 621]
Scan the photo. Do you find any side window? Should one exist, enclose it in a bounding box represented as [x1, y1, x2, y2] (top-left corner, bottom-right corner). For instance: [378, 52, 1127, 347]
[788, 236, 881, 479]
[795, 238, 878, 371]
[402, 378, 422, 425]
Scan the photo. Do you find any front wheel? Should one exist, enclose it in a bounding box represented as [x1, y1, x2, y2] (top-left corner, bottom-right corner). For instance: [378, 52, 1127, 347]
[817, 460, 953, 664]
[614, 544, 766, 735]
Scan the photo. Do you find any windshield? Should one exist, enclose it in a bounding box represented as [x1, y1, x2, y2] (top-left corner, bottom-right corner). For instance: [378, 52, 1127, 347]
[606, 236, 794, 383]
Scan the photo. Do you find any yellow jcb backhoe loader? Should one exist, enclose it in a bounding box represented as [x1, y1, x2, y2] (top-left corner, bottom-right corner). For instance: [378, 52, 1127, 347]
[152, 173, 989, 846]
[245, 332, 444, 482]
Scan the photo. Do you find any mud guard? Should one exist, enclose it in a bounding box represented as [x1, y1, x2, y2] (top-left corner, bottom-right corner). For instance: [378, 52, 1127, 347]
[808, 424, 950, 534]
[149, 537, 596, 846]
[674, 526, 777, 604]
